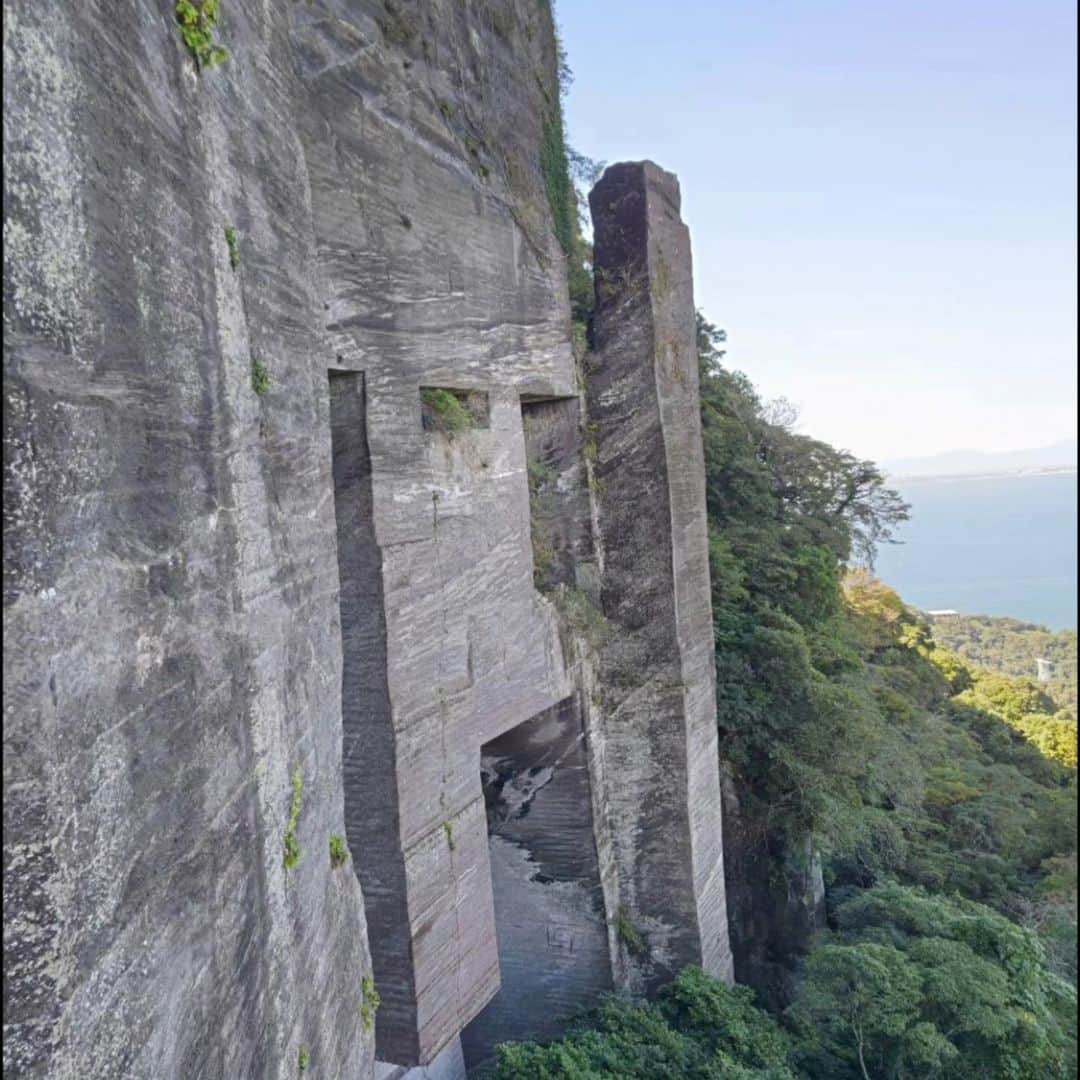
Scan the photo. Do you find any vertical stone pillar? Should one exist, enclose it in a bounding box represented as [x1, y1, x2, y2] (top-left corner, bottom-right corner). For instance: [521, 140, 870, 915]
[587, 161, 733, 987]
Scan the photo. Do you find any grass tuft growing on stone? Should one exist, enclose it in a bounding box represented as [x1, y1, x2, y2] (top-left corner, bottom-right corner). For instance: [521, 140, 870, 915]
[376, 0, 416, 48]
[527, 460, 552, 488]
[614, 906, 648, 958]
[297, 1044, 310, 1073]
[555, 586, 610, 650]
[251, 357, 270, 396]
[582, 421, 600, 466]
[420, 388, 486, 434]
[283, 767, 303, 870]
[224, 224, 239, 270]
[421, 388, 470, 432]
[175, 0, 229, 70]
[360, 975, 381, 1034]
[329, 834, 349, 869]
[443, 820, 456, 851]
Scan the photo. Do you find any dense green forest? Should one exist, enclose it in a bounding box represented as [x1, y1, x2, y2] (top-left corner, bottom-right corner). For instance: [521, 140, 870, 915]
[493, 319, 1077, 1079]
[927, 613, 1077, 715]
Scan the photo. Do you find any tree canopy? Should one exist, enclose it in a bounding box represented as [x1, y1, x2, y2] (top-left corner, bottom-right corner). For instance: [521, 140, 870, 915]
[492, 309, 1077, 1079]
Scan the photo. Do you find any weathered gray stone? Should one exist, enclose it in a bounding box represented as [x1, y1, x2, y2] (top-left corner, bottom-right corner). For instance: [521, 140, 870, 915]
[3, 0, 573, 1072]
[587, 161, 734, 991]
[3, 2, 379, 1076]
[292, 0, 586, 1059]
[4, 1, 733, 1074]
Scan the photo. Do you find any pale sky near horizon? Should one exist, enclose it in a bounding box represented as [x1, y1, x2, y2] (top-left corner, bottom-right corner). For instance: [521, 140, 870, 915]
[557, 0, 1077, 463]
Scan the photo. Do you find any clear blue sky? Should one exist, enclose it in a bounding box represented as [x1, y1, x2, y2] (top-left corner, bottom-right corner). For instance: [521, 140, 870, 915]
[557, 0, 1077, 463]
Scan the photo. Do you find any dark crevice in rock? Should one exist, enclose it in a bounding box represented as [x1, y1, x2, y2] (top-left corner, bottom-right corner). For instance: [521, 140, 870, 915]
[521, 395, 595, 596]
[329, 370, 417, 1064]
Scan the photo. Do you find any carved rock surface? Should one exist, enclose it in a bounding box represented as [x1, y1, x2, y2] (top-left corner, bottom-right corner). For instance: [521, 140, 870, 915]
[4, 3, 732, 1076]
[588, 161, 734, 990]
[3, 0, 569, 1074]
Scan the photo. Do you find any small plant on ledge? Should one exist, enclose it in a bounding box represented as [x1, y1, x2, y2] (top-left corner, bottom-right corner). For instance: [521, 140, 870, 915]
[614, 905, 648, 958]
[175, 1, 229, 70]
[554, 586, 610, 650]
[329, 834, 349, 869]
[360, 975, 381, 1034]
[282, 767, 303, 870]
[251, 356, 270, 396]
[224, 224, 239, 270]
[420, 387, 488, 434]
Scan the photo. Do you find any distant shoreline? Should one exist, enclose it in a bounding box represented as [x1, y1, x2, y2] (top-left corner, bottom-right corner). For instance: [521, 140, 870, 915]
[920, 608, 1075, 633]
[886, 464, 1078, 484]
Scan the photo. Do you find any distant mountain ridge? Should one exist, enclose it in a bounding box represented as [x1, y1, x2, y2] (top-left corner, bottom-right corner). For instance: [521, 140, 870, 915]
[883, 440, 1077, 479]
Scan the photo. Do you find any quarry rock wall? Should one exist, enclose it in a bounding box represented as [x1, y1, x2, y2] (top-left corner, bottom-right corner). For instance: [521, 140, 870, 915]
[3, 2, 731, 1076]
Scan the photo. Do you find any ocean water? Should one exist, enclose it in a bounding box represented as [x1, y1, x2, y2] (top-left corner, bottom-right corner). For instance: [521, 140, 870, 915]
[872, 471, 1078, 631]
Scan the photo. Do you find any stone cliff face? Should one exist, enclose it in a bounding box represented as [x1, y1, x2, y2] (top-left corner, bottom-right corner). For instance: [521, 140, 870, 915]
[3, 3, 730, 1077]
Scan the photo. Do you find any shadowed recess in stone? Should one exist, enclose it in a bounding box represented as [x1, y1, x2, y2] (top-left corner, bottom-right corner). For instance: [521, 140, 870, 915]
[419, 387, 490, 433]
[521, 396, 595, 595]
[329, 370, 416, 1064]
[461, 697, 611, 1072]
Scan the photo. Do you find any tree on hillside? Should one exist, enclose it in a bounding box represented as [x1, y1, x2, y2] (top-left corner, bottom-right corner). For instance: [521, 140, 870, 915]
[788, 884, 1076, 1080]
[696, 313, 909, 566]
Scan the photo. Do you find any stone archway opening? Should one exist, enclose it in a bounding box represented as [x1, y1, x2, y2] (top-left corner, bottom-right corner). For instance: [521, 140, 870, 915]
[460, 696, 611, 1072]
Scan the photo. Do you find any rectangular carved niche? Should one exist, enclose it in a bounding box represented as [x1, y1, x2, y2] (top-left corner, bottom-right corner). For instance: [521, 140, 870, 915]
[419, 386, 490, 433]
[328, 370, 417, 1064]
[460, 697, 611, 1073]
